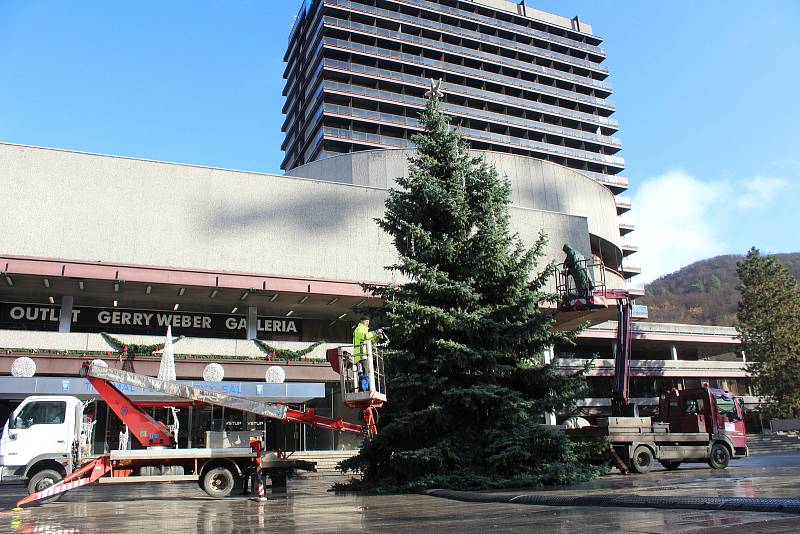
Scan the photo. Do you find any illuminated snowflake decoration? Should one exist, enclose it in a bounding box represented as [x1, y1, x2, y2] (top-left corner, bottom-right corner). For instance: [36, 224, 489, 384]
[202, 363, 225, 382]
[264, 366, 286, 384]
[11, 356, 36, 377]
[90, 359, 109, 369]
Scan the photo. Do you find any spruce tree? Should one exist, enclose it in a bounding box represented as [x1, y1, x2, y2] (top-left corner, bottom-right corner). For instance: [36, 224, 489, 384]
[736, 247, 800, 418]
[340, 93, 600, 492]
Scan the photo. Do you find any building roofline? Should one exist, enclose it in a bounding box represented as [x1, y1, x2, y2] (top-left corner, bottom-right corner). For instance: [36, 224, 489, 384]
[0, 141, 390, 193]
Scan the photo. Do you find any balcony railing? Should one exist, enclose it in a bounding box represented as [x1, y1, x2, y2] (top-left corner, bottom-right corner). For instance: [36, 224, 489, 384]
[323, 57, 615, 116]
[321, 42, 619, 127]
[384, 0, 606, 56]
[321, 109, 625, 167]
[579, 170, 629, 189]
[322, 80, 621, 148]
[323, 18, 612, 91]
[325, 0, 608, 74]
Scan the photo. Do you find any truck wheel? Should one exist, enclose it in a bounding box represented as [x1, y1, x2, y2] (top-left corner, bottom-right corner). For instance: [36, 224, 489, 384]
[630, 446, 654, 474]
[202, 467, 235, 498]
[27, 469, 65, 504]
[708, 443, 730, 469]
[659, 461, 681, 471]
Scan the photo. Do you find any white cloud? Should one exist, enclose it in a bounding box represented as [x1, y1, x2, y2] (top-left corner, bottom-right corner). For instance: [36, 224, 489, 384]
[735, 176, 789, 209]
[626, 170, 794, 282]
[628, 170, 727, 282]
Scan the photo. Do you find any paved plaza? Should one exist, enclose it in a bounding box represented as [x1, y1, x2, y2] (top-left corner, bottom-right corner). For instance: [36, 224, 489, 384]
[1, 452, 799, 533]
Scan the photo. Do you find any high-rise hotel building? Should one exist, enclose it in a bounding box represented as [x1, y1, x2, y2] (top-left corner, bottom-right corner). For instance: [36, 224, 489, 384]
[282, 0, 637, 277]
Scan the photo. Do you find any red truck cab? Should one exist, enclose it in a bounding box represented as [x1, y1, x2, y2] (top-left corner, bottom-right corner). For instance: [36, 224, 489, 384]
[659, 387, 748, 460]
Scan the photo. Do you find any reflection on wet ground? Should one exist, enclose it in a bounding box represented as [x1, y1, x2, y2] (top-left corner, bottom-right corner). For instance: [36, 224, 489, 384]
[1, 452, 799, 533]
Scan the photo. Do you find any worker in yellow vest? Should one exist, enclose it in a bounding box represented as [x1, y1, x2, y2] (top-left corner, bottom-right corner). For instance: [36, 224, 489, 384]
[353, 316, 382, 391]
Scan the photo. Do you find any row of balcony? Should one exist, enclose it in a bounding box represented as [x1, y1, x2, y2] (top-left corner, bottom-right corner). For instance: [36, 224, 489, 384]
[579, 170, 628, 190]
[382, 0, 606, 56]
[322, 105, 625, 166]
[326, 0, 609, 75]
[621, 240, 638, 256]
[322, 79, 622, 150]
[622, 264, 642, 277]
[286, 71, 627, 180]
[322, 57, 616, 126]
[615, 195, 632, 214]
[322, 40, 619, 128]
[323, 17, 612, 91]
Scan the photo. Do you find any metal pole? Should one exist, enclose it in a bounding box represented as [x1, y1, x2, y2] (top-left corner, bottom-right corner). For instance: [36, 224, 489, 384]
[543, 346, 557, 425]
[59, 295, 74, 333]
[247, 306, 258, 340]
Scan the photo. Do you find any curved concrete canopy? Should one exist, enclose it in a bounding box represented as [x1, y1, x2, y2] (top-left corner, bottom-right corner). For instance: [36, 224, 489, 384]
[286, 149, 622, 262]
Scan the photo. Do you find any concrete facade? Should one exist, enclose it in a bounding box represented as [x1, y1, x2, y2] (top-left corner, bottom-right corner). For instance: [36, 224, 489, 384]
[0, 143, 617, 291]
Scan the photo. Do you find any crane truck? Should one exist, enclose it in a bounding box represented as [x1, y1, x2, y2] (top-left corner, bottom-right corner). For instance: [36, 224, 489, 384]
[1, 338, 386, 507]
[557, 254, 748, 474]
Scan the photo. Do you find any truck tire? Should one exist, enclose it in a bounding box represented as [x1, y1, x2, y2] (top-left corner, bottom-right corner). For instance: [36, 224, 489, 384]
[630, 446, 654, 474]
[27, 469, 65, 504]
[708, 443, 730, 469]
[202, 467, 235, 498]
[659, 460, 681, 471]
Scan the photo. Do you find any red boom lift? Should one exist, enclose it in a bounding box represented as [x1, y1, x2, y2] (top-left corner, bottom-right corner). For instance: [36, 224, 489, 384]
[558, 257, 748, 473]
[17, 340, 386, 507]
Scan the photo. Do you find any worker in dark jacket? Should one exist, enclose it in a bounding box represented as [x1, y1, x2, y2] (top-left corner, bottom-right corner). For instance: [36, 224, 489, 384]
[563, 243, 594, 296]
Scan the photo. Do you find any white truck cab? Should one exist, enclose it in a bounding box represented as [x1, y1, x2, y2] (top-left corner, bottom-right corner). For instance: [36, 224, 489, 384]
[0, 396, 84, 498]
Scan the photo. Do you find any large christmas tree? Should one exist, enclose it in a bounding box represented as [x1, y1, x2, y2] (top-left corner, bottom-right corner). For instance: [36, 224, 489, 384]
[340, 91, 600, 491]
[737, 247, 800, 418]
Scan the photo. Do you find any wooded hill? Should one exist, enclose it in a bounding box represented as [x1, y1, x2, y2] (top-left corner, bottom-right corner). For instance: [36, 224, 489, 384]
[639, 253, 800, 326]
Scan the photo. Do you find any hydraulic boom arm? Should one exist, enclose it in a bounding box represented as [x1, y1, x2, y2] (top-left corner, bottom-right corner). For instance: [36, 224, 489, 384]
[611, 299, 633, 417]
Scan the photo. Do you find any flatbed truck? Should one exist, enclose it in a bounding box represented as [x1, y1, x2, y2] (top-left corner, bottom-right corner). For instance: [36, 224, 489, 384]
[567, 386, 748, 473]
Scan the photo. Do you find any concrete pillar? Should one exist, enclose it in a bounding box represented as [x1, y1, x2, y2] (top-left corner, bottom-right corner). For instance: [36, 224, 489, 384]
[59, 295, 74, 333]
[670, 345, 678, 361]
[247, 306, 258, 340]
[543, 345, 557, 425]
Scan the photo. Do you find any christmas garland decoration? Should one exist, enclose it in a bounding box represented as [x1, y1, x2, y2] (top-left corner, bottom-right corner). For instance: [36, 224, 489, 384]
[101, 332, 185, 355]
[254, 339, 325, 360]
[0, 348, 326, 362]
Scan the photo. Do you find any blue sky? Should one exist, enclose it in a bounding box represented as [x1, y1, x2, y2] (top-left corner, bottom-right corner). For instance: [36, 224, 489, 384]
[1, 1, 798, 281]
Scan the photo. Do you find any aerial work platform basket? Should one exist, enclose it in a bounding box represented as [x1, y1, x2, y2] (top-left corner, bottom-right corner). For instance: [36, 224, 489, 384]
[326, 338, 387, 436]
[557, 257, 628, 311]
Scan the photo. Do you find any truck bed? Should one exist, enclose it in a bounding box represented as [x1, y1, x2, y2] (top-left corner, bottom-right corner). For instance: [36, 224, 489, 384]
[569, 417, 711, 445]
[108, 448, 299, 467]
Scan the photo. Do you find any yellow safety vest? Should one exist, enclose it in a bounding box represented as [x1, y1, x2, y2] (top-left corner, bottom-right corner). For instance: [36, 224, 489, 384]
[353, 322, 375, 363]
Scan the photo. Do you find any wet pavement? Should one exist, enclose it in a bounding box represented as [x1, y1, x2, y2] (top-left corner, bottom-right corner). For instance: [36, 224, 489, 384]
[1, 452, 799, 533]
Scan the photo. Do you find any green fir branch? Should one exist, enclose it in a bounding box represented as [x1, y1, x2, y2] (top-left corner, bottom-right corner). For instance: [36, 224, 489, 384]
[253, 339, 325, 360]
[101, 332, 185, 356]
